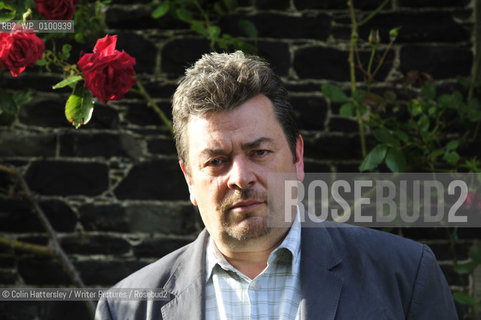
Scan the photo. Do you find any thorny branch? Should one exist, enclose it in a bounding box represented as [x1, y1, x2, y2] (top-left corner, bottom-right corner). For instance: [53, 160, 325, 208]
[0, 164, 96, 318]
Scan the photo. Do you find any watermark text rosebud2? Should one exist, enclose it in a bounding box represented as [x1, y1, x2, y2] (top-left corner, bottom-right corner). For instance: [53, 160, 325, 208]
[267, 173, 481, 228]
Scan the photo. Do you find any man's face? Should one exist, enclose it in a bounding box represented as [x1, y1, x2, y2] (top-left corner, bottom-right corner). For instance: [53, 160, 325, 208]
[180, 94, 304, 252]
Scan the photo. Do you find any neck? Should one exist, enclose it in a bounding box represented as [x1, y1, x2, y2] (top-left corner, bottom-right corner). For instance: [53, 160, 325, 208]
[219, 247, 272, 279]
[213, 231, 288, 279]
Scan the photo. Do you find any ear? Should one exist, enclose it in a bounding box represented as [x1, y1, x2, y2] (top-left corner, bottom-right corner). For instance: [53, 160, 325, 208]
[295, 135, 305, 182]
[179, 160, 198, 206]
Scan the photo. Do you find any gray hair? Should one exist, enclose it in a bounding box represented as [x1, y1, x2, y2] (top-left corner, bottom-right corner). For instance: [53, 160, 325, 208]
[172, 51, 298, 169]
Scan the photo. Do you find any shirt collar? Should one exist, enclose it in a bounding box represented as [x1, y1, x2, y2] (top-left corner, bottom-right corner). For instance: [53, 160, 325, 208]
[205, 206, 302, 282]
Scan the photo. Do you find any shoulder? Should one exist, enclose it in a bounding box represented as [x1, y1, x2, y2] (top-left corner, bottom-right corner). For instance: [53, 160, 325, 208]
[302, 221, 432, 278]
[323, 221, 425, 259]
[113, 230, 208, 289]
[95, 230, 209, 320]
[300, 223, 457, 318]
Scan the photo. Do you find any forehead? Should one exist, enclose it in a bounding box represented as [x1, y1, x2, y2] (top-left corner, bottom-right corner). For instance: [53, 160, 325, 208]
[185, 95, 284, 154]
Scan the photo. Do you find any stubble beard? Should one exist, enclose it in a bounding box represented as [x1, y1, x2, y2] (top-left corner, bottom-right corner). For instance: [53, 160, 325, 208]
[218, 188, 271, 243]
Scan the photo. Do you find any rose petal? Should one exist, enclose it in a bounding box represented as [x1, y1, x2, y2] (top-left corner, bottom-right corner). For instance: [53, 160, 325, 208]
[93, 35, 118, 57]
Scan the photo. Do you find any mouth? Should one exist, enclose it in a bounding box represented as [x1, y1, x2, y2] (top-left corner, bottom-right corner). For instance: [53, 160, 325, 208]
[229, 199, 266, 214]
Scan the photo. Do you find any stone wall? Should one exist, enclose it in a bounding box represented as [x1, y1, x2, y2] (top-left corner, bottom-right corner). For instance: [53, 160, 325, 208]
[0, 0, 478, 318]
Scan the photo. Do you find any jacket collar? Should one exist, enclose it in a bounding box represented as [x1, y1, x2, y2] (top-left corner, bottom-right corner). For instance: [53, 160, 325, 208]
[160, 229, 209, 320]
[299, 222, 343, 320]
[160, 221, 344, 320]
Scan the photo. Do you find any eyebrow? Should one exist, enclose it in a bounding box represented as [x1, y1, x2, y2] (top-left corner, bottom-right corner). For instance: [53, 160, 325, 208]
[199, 137, 275, 158]
[241, 137, 274, 151]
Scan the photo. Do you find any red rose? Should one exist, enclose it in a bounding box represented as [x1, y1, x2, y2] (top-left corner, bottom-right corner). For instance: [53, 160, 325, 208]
[0, 24, 44, 77]
[462, 192, 481, 210]
[78, 35, 137, 103]
[34, 0, 76, 20]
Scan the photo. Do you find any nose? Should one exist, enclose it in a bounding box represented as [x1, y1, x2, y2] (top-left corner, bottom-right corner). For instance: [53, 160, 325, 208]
[227, 156, 256, 190]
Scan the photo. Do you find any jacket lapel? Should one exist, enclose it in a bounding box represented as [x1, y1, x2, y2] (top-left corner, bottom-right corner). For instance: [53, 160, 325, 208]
[158, 222, 344, 320]
[160, 230, 209, 320]
[300, 225, 343, 320]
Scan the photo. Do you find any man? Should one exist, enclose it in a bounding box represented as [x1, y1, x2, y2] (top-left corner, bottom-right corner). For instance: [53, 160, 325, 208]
[95, 51, 458, 319]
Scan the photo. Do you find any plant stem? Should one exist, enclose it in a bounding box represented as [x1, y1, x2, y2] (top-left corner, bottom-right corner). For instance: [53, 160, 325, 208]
[469, 0, 481, 102]
[0, 164, 96, 318]
[366, 45, 377, 92]
[469, 122, 480, 143]
[468, 51, 479, 103]
[371, 40, 393, 79]
[0, 237, 55, 257]
[192, 0, 211, 25]
[354, 46, 367, 75]
[135, 81, 173, 133]
[22, 8, 32, 22]
[358, 0, 391, 27]
[348, 0, 367, 158]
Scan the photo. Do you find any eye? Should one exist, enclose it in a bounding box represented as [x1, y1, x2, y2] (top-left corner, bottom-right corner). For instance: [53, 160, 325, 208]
[251, 149, 269, 158]
[207, 158, 226, 167]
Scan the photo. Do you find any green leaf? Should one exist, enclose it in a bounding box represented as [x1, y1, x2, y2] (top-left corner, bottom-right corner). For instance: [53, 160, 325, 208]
[443, 151, 460, 165]
[65, 86, 95, 129]
[395, 129, 409, 143]
[235, 40, 256, 54]
[322, 83, 348, 102]
[52, 75, 83, 89]
[12, 89, 34, 107]
[217, 39, 228, 50]
[417, 114, 430, 133]
[61, 44, 72, 60]
[152, 2, 170, 18]
[385, 148, 407, 172]
[468, 97, 481, 108]
[191, 20, 207, 35]
[453, 292, 476, 305]
[383, 90, 396, 103]
[363, 91, 385, 109]
[359, 145, 388, 172]
[421, 82, 436, 100]
[428, 106, 437, 116]
[0, 2, 15, 20]
[437, 92, 463, 110]
[223, 0, 238, 11]
[74, 32, 85, 43]
[445, 140, 459, 151]
[207, 25, 221, 38]
[410, 99, 422, 116]
[373, 128, 399, 147]
[453, 91, 463, 104]
[457, 76, 472, 88]
[176, 8, 193, 23]
[0, 10, 15, 20]
[431, 149, 444, 158]
[352, 89, 365, 104]
[0, 90, 17, 115]
[0, 1, 15, 11]
[453, 261, 477, 274]
[339, 103, 355, 117]
[469, 245, 481, 264]
[463, 160, 481, 172]
[213, 2, 225, 15]
[35, 58, 47, 66]
[358, 104, 367, 115]
[238, 19, 258, 38]
[467, 98, 481, 121]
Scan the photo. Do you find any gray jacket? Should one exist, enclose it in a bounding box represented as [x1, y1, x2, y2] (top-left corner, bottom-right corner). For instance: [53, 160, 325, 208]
[95, 223, 458, 319]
